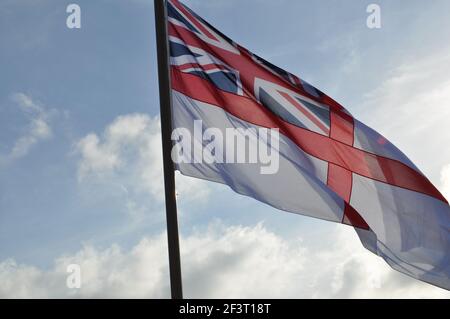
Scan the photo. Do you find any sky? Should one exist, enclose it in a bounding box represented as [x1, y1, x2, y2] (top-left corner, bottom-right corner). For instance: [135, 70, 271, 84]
[1, 0, 450, 298]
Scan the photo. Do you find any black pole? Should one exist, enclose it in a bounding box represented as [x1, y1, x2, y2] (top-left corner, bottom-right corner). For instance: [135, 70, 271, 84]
[154, 0, 183, 299]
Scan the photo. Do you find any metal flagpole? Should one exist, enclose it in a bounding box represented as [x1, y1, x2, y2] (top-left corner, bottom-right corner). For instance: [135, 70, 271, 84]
[154, 0, 183, 299]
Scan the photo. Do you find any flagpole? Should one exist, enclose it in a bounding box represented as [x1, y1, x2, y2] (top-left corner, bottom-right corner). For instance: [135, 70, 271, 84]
[154, 0, 183, 299]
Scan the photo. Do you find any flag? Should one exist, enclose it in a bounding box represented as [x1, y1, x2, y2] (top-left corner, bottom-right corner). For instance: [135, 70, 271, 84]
[166, 0, 450, 290]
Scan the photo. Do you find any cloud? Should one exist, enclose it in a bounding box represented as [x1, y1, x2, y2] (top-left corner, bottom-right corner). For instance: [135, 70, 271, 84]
[357, 47, 450, 181]
[1, 93, 54, 163]
[0, 237, 169, 299]
[75, 113, 210, 219]
[1, 222, 449, 298]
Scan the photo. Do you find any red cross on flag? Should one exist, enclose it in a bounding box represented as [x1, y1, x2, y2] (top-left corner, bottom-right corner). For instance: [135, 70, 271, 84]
[166, 0, 450, 290]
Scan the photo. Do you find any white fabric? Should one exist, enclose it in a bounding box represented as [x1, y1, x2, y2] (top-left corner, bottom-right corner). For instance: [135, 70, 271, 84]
[172, 90, 345, 223]
[353, 119, 421, 173]
[351, 174, 450, 289]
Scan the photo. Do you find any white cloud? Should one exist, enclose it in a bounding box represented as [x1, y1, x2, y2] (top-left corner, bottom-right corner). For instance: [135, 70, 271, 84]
[357, 47, 450, 181]
[1, 222, 449, 299]
[75, 113, 211, 217]
[0, 93, 54, 162]
[0, 237, 169, 299]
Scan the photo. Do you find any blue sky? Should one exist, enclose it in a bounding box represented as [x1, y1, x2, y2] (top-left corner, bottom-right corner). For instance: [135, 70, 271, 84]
[1, 0, 450, 298]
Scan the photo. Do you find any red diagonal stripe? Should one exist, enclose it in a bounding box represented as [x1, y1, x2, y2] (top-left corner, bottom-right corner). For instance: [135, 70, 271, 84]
[278, 91, 330, 136]
[171, 0, 218, 41]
